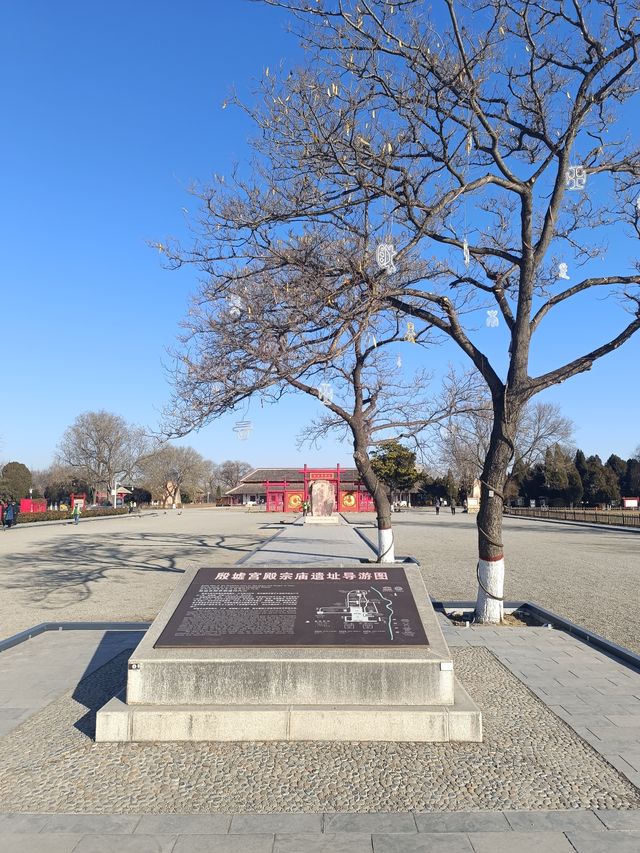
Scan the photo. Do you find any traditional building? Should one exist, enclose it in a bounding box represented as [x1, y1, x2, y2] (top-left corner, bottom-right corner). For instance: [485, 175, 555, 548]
[224, 465, 375, 512]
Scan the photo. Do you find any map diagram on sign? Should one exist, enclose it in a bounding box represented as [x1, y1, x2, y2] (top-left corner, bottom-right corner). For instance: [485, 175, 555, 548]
[316, 588, 394, 639]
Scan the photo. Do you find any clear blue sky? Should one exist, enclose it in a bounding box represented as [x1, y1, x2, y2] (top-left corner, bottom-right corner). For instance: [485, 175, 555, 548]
[1, 0, 638, 472]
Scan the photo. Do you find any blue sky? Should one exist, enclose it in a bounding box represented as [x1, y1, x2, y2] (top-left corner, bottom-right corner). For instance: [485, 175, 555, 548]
[1, 0, 638, 472]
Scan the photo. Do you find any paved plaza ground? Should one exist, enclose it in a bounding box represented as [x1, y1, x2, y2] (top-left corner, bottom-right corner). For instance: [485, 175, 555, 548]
[0, 509, 274, 640]
[0, 514, 639, 851]
[348, 510, 640, 655]
[2, 508, 637, 654]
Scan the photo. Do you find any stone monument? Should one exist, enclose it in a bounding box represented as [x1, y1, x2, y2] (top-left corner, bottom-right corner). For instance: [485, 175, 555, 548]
[466, 478, 481, 514]
[305, 479, 339, 524]
[95, 564, 482, 743]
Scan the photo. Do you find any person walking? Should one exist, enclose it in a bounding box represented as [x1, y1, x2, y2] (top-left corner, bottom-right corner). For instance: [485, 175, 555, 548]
[450, 502, 456, 515]
[4, 501, 15, 529]
[72, 502, 81, 525]
[435, 497, 440, 516]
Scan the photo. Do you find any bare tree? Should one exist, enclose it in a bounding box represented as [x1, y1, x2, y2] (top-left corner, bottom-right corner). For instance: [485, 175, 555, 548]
[217, 460, 254, 490]
[164, 226, 479, 560]
[161, 0, 639, 619]
[57, 411, 150, 503]
[140, 445, 210, 508]
[439, 397, 574, 487]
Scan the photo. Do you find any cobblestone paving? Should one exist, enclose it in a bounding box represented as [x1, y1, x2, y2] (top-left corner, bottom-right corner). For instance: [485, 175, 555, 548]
[1, 648, 638, 814]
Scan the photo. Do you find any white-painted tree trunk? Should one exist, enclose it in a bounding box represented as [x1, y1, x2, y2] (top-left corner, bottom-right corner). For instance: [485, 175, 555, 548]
[475, 557, 504, 623]
[378, 527, 395, 563]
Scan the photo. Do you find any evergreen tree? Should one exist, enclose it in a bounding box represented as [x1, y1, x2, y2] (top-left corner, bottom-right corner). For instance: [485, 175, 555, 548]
[565, 463, 584, 506]
[606, 454, 627, 495]
[574, 450, 589, 495]
[520, 463, 546, 503]
[544, 446, 569, 505]
[583, 455, 605, 505]
[622, 459, 640, 497]
[371, 441, 418, 501]
[0, 462, 32, 501]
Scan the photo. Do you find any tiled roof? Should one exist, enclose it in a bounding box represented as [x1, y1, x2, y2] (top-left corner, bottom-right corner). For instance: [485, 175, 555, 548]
[225, 467, 363, 496]
[226, 483, 268, 495]
[240, 467, 362, 483]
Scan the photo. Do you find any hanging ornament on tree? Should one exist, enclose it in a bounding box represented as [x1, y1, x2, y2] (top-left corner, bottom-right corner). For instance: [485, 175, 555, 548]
[463, 239, 471, 267]
[233, 421, 253, 441]
[396, 354, 402, 368]
[317, 381, 334, 405]
[376, 242, 397, 274]
[404, 322, 416, 343]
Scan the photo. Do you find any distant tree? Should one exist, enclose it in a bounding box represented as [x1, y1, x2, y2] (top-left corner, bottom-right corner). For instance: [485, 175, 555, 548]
[57, 411, 150, 502]
[443, 469, 459, 506]
[371, 441, 418, 502]
[542, 445, 584, 506]
[600, 467, 621, 505]
[140, 445, 209, 508]
[606, 454, 628, 496]
[622, 458, 640, 496]
[544, 446, 570, 506]
[583, 455, 620, 505]
[566, 464, 584, 507]
[606, 454, 627, 481]
[574, 450, 589, 496]
[217, 461, 253, 491]
[520, 463, 546, 504]
[440, 399, 574, 490]
[129, 487, 152, 505]
[505, 457, 529, 503]
[0, 462, 32, 501]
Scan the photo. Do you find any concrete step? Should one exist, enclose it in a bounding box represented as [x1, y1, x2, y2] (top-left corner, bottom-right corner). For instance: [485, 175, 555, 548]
[96, 676, 482, 742]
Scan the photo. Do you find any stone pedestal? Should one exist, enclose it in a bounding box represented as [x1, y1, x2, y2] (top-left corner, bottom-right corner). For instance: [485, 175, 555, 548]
[96, 565, 482, 743]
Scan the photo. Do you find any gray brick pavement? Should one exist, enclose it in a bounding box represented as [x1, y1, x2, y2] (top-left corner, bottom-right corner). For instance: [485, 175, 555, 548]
[2, 811, 640, 851]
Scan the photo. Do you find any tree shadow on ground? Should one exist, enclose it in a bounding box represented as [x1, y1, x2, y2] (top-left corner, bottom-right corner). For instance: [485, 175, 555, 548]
[1, 531, 266, 608]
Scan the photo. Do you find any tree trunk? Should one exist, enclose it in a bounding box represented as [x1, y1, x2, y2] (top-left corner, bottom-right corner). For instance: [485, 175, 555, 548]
[352, 437, 395, 563]
[475, 397, 519, 624]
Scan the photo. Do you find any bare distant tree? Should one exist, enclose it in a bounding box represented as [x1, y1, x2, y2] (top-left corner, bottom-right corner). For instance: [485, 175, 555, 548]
[217, 460, 254, 490]
[57, 411, 150, 503]
[140, 445, 209, 507]
[439, 398, 574, 487]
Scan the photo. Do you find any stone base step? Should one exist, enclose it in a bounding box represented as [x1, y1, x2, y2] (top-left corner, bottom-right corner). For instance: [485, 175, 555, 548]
[96, 677, 481, 743]
[303, 516, 340, 524]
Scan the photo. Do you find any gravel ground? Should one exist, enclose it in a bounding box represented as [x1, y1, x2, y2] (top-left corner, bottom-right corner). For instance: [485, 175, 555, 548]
[349, 511, 640, 655]
[0, 509, 273, 640]
[0, 646, 638, 814]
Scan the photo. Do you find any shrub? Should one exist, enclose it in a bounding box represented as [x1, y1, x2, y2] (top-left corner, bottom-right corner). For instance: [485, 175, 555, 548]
[16, 507, 129, 524]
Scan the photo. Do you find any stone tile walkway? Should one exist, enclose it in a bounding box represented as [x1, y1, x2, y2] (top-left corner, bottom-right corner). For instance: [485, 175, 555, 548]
[0, 520, 638, 850]
[1, 810, 640, 851]
[240, 517, 376, 567]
